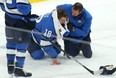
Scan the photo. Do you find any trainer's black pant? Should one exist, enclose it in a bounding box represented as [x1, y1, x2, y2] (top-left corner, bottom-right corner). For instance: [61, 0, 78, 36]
[64, 34, 92, 58]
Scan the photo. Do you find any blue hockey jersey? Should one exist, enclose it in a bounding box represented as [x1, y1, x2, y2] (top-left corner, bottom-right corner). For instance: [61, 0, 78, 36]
[0, 0, 31, 19]
[32, 13, 57, 45]
[57, 4, 92, 39]
[30, 12, 63, 58]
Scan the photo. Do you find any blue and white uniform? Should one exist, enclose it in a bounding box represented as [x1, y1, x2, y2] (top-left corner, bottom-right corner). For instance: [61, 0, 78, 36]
[0, 0, 31, 19]
[0, 0, 31, 68]
[28, 10, 69, 60]
[57, 4, 93, 58]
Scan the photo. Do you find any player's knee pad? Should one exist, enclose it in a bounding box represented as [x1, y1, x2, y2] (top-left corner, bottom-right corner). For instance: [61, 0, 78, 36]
[16, 43, 29, 52]
[30, 50, 44, 60]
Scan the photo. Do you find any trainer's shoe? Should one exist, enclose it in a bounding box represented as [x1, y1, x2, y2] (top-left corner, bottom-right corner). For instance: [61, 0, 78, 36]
[14, 67, 32, 77]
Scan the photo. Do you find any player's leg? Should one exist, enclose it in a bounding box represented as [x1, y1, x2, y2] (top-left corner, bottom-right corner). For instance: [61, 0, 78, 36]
[43, 43, 61, 65]
[14, 20, 32, 77]
[28, 38, 44, 60]
[5, 14, 17, 75]
[44, 46, 60, 58]
[52, 42, 61, 65]
[53, 42, 61, 55]
[80, 34, 92, 58]
[5, 27, 16, 75]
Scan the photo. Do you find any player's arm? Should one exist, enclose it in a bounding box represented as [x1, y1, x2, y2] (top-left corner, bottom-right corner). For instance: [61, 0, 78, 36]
[0, 0, 5, 11]
[16, 0, 31, 15]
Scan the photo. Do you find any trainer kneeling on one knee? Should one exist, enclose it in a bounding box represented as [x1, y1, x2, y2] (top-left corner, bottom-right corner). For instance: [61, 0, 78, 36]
[57, 2, 93, 58]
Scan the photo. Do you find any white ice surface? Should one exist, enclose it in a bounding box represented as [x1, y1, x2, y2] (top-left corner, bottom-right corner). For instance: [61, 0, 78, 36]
[0, 0, 116, 78]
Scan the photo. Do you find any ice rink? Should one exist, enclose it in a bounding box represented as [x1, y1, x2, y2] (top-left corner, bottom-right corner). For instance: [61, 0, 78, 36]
[0, 0, 116, 78]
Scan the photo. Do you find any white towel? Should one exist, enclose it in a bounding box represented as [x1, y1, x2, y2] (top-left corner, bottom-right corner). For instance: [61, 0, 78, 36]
[52, 9, 69, 41]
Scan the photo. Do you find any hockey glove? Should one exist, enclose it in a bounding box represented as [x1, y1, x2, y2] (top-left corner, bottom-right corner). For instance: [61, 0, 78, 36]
[22, 14, 40, 30]
[99, 65, 116, 75]
[26, 14, 40, 22]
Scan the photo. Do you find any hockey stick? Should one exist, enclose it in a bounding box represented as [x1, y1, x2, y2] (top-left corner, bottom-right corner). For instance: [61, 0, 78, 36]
[34, 28, 95, 75]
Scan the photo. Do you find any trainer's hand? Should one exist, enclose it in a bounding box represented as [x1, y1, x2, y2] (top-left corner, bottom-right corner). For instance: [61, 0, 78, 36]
[67, 22, 76, 31]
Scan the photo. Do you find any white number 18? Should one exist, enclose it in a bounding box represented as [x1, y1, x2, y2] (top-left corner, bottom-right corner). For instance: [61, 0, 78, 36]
[44, 29, 52, 37]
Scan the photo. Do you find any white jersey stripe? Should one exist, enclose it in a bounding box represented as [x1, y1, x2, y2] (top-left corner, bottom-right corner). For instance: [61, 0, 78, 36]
[3, 1, 23, 15]
[16, 51, 26, 57]
[7, 49, 16, 54]
[16, 0, 29, 4]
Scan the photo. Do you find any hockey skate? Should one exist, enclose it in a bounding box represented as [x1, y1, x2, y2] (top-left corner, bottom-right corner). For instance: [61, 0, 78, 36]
[7, 63, 15, 78]
[14, 67, 32, 78]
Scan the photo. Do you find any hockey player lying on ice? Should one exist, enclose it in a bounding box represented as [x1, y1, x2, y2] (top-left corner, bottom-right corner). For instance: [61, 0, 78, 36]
[27, 9, 69, 65]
